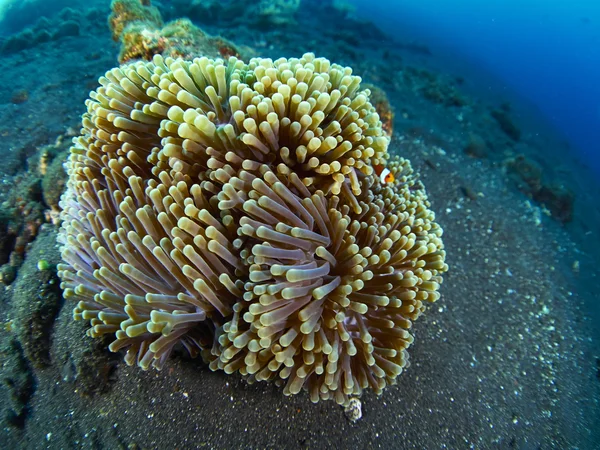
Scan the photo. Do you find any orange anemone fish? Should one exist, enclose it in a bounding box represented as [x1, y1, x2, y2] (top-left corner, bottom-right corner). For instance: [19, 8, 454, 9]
[374, 164, 395, 184]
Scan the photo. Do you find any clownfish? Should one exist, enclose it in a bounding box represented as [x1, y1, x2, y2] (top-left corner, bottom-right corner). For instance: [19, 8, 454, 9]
[374, 165, 395, 184]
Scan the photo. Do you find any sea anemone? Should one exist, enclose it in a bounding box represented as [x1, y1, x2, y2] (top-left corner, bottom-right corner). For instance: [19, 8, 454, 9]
[211, 158, 446, 404]
[58, 52, 447, 404]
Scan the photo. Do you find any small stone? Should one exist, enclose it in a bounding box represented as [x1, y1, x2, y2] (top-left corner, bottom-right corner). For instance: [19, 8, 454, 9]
[344, 398, 362, 422]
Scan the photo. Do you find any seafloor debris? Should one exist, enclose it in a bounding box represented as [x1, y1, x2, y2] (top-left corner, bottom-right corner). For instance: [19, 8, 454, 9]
[401, 66, 467, 108]
[0, 175, 44, 285]
[41, 148, 69, 225]
[491, 107, 521, 141]
[0, 135, 70, 284]
[344, 398, 363, 422]
[464, 133, 489, 158]
[250, 0, 300, 26]
[10, 90, 29, 105]
[505, 154, 574, 223]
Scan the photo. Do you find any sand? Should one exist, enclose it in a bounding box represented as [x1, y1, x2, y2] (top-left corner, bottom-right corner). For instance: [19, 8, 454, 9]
[0, 3, 599, 448]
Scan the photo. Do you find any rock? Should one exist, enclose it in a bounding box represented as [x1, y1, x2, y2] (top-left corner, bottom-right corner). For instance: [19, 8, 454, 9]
[491, 109, 521, 141]
[11, 229, 62, 368]
[534, 183, 574, 224]
[52, 20, 80, 40]
[0, 338, 35, 428]
[464, 133, 489, 158]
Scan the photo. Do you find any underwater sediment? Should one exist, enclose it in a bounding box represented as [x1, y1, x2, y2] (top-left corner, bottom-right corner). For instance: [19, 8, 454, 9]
[0, 0, 598, 448]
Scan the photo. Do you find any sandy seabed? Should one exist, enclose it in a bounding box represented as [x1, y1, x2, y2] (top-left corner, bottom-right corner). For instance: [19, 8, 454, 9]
[0, 3, 599, 449]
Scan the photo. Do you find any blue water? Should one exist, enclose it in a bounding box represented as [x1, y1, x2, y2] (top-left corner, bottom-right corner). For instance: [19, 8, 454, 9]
[352, 0, 600, 175]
